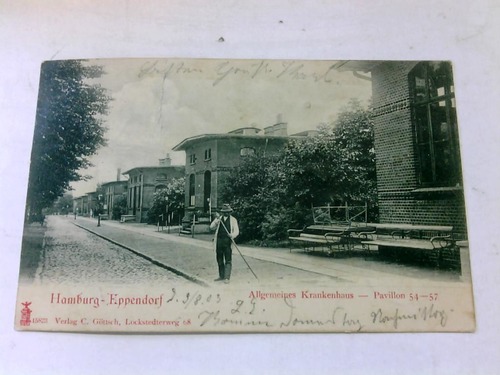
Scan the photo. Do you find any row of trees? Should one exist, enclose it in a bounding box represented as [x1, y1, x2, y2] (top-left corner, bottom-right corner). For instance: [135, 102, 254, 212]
[26, 60, 110, 221]
[220, 99, 377, 243]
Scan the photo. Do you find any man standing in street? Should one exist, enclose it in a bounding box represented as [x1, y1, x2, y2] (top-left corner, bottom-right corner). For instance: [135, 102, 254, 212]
[210, 204, 239, 284]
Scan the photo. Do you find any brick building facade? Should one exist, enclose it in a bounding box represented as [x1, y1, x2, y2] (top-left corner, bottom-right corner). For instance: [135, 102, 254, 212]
[337, 61, 467, 236]
[172, 121, 306, 214]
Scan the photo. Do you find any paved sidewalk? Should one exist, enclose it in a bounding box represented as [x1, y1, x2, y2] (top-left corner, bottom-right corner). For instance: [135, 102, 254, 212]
[72, 216, 462, 287]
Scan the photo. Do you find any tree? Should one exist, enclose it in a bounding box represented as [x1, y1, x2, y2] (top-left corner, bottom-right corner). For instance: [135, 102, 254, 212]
[331, 99, 377, 205]
[282, 99, 376, 207]
[46, 192, 73, 215]
[26, 60, 110, 220]
[220, 154, 282, 242]
[280, 99, 377, 224]
[147, 177, 186, 225]
[220, 99, 377, 243]
[279, 132, 340, 207]
[94, 183, 106, 217]
[111, 195, 128, 220]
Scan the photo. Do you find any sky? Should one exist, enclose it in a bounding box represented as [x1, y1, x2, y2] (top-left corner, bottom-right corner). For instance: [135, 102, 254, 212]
[69, 58, 372, 197]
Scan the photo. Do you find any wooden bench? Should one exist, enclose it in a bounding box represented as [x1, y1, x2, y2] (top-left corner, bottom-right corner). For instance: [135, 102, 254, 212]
[360, 224, 455, 267]
[288, 227, 351, 255]
[120, 214, 136, 223]
[367, 223, 453, 239]
[309, 224, 377, 241]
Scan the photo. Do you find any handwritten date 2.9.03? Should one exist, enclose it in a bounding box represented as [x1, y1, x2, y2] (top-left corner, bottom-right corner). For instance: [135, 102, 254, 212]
[164, 288, 222, 309]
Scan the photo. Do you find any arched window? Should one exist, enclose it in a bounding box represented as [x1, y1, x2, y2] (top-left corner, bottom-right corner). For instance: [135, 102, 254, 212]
[410, 61, 461, 187]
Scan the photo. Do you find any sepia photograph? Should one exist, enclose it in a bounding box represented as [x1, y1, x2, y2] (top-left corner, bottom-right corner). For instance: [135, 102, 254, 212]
[15, 58, 474, 333]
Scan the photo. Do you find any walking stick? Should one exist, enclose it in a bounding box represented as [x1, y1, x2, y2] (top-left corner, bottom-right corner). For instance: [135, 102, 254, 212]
[219, 219, 259, 280]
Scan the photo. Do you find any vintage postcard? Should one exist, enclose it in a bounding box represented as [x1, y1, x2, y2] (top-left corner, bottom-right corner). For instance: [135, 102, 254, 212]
[15, 58, 474, 333]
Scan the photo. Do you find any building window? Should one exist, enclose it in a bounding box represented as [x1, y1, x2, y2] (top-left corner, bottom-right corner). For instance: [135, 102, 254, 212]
[189, 154, 197, 165]
[189, 174, 195, 206]
[410, 61, 461, 187]
[204, 148, 212, 161]
[240, 147, 255, 157]
[203, 170, 211, 213]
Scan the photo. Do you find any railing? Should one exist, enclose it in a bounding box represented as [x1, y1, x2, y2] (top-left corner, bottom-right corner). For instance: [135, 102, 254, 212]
[179, 213, 196, 237]
[312, 202, 368, 225]
[157, 212, 175, 233]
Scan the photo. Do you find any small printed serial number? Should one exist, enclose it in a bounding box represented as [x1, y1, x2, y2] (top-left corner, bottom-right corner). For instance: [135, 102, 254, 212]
[31, 317, 48, 323]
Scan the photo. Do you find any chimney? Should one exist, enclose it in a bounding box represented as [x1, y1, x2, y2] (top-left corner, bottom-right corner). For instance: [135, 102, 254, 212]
[159, 153, 172, 166]
[264, 114, 287, 136]
[242, 126, 260, 135]
[273, 122, 287, 136]
[116, 168, 121, 181]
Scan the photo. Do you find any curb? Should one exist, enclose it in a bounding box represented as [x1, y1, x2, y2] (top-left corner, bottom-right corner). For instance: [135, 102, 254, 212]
[73, 222, 210, 287]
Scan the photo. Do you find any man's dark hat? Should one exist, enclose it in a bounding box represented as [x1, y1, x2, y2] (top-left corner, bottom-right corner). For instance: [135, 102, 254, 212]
[220, 204, 233, 213]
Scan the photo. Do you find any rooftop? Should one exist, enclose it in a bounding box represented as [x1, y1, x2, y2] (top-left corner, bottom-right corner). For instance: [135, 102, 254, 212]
[228, 126, 262, 135]
[100, 180, 128, 187]
[172, 132, 297, 151]
[122, 165, 184, 175]
[172, 122, 317, 151]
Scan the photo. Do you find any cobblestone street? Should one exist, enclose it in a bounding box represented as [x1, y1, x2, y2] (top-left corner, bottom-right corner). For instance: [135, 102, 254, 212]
[21, 216, 191, 286]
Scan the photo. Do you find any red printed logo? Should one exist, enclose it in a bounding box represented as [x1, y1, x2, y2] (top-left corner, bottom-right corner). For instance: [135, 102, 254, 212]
[20, 302, 32, 327]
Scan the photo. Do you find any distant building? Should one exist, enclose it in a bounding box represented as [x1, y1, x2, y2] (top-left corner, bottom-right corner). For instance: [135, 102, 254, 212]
[101, 180, 128, 219]
[335, 61, 466, 234]
[122, 155, 185, 223]
[172, 117, 309, 214]
[73, 195, 89, 216]
[73, 196, 83, 215]
[86, 191, 99, 217]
